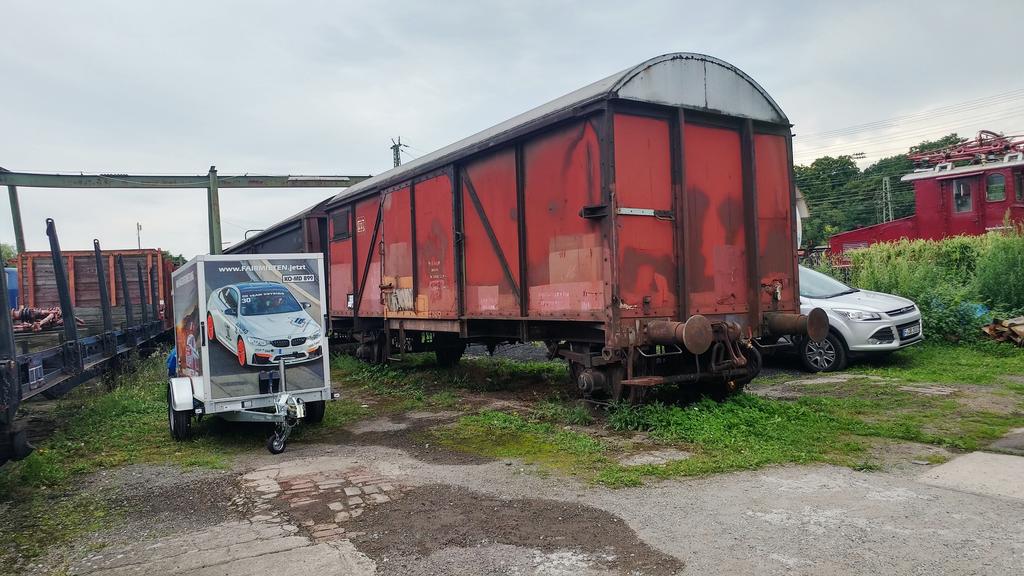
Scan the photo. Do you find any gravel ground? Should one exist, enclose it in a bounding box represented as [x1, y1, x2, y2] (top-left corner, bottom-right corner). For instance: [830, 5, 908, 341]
[32, 421, 1024, 576]
[465, 342, 551, 362]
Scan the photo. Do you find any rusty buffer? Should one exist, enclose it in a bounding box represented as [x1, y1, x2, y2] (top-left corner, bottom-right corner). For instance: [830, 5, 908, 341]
[10, 306, 86, 333]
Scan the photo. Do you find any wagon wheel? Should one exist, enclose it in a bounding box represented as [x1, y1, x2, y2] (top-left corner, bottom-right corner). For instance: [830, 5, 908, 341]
[565, 360, 593, 399]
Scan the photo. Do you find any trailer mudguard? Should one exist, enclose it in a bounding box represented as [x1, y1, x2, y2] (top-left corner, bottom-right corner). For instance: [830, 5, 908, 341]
[169, 376, 197, 411]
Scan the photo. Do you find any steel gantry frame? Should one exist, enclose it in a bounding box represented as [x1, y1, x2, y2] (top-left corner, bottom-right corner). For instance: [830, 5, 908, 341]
[0, 167, 372, 254]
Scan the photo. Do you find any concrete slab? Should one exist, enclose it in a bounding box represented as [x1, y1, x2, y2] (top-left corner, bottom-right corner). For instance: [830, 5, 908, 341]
[918, 451, 1024, 500]
[988, 427, 1024, 456]
[618, 449, 692, 466]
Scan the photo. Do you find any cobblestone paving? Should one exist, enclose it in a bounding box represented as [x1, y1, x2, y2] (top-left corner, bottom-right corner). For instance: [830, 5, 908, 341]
[240, 462, 410, 543]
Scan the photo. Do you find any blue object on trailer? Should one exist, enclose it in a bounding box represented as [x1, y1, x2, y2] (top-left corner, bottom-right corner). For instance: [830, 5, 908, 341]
[4, 268, 16, 309]
[167, 347, 177, 377]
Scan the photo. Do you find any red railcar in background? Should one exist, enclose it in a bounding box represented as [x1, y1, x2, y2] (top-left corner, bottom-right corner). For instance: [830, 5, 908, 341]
[830, 132, 1024, 257]
[16, 248, 174, 328]
[313, 53, 824, 401]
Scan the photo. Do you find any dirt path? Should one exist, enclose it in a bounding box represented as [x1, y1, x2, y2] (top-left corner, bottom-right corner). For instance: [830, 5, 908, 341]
[30, 417, 1024, 576]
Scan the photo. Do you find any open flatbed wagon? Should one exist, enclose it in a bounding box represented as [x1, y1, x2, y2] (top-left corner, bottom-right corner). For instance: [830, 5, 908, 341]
[0, 220, 168, 465]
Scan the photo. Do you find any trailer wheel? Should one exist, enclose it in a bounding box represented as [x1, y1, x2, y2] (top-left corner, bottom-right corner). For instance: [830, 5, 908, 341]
[305, 400, 326, 424]
[167, 385, 192, 441]
[267, 433, 287, 454]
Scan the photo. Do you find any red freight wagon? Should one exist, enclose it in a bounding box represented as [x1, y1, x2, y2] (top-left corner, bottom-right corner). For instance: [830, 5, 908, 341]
[318, 53, 825, 401]
[829, 132, 1024, 257]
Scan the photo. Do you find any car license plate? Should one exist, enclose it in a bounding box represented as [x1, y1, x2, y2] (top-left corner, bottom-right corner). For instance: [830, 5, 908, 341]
[901, 324, 920, 338]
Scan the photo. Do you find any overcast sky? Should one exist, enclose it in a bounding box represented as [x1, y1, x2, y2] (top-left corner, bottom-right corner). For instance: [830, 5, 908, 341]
[2, 0, 1022, 257]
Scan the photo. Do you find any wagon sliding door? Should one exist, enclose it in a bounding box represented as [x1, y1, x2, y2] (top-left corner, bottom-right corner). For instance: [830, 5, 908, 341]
[413, 174, 457, 319]
[754, 133, 798, 312]
[461, 149, 521, 317]
[381, 185, 414, 314]
[353, 198, 384, 318]
[683, 122, 749, 317]
[613, 113, 677, 318]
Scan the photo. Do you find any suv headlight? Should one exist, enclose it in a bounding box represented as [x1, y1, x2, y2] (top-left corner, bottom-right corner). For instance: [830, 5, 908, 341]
[309, 330, 322, 341]
[247, 336, 271, 346]
[834, 309, 881, 321]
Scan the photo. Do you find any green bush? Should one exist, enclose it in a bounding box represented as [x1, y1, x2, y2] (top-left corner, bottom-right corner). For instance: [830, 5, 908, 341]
[838, 226, 1024, 342]
[973, 228, 1024, 316]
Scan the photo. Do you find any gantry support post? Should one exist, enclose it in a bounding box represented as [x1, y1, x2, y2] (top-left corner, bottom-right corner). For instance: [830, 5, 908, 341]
[208, 166, 222, 254]
[7, 186, 24, 254]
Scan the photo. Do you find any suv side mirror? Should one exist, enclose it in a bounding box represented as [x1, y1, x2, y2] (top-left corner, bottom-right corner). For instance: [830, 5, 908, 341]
[302, 302, 311, 309]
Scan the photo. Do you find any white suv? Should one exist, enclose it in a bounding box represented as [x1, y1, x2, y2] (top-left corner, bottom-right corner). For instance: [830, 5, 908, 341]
[795, 266, 923, 371]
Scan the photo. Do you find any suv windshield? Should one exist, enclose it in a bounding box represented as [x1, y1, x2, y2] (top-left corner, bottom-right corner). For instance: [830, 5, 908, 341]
[239, 289, 302, 316]
[799, 266, 857, 299]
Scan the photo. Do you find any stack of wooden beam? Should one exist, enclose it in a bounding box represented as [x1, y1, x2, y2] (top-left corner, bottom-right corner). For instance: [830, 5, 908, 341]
[982, 317, 1024, 346]
[10, 307, 86, 333]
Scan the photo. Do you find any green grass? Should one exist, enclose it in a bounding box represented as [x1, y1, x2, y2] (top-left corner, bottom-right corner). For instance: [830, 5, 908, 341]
[428, 410, 608, 475]
[330, 352, 569, 410]
[425, 348, 1024, 488]
[846, 341, 1024, 384]
[2, 491, 112, 563]
[1, 354, 368, 497]
[0, 350, 368, 566]
[531, 399, 595, 426]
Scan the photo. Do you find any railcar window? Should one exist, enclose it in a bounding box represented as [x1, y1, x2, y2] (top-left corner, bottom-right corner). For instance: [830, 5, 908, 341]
[952, 179, 973, 213]
[986, 173, 1006, 202]
[331, 209, 351, 240]
[1016, 172, 1023, 203]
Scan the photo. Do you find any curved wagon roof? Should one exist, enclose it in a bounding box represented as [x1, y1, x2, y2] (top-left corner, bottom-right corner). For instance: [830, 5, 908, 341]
[327, 52, 787, 207]
[227, 52, 786, 254]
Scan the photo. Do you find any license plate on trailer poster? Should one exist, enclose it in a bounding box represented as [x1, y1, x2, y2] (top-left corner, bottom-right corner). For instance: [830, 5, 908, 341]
[901, 324, 920, 338]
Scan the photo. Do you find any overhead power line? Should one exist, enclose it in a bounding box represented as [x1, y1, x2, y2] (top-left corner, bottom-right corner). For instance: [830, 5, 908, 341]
[794, 110, 1024, 159]
[798, 88, 1024, 140]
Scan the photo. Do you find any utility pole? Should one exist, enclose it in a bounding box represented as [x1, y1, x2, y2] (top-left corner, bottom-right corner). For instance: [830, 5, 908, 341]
[882, 176, 894, 223]
[391, 137, 407, 168]
[207, 165, 222, 254]
[136, 222, 142, 249]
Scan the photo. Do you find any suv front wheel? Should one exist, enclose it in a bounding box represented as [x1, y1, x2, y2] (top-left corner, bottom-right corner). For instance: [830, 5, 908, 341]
[799, 332, 847, 372]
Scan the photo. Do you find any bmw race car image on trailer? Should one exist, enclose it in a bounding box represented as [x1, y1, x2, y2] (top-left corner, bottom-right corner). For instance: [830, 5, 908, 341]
[167, 254, 335, 454]
[207, 281, 324, 367]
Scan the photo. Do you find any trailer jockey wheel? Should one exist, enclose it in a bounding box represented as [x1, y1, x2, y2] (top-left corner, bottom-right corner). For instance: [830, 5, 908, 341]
[267, 417, 296, 455]
[267, 432, 287, 454]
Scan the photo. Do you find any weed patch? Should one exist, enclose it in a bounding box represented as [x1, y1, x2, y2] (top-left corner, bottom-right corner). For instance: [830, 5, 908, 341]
[847, 341, 1024, 385]
[428, 410, 607, 475]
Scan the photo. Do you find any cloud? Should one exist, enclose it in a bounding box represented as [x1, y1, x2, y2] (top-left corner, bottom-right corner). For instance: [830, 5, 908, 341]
[2, 0, 1022, 255]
